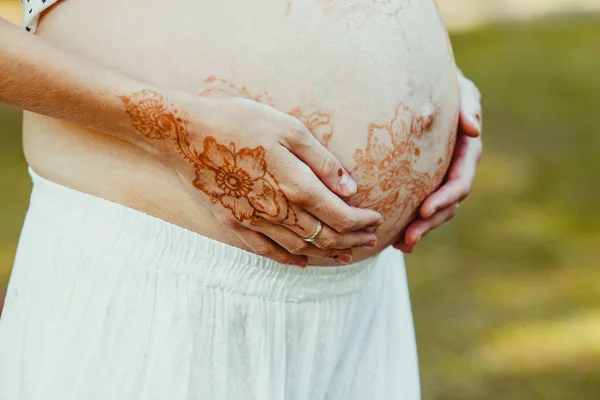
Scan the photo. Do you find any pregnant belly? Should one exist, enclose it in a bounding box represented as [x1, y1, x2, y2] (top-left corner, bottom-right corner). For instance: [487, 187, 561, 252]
[28, 0, 459, 263]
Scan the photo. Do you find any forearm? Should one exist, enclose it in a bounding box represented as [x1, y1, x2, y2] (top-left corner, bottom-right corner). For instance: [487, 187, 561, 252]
[0, 18, 190, 155]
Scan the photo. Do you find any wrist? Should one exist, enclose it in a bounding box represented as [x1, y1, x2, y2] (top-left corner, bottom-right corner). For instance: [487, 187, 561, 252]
[114, 86, 215, 162]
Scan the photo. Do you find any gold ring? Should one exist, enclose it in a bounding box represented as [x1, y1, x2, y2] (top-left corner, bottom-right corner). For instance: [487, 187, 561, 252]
[303, 220, 323, 243]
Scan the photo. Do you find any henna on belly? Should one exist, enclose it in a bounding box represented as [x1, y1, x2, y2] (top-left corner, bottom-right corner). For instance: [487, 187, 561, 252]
[287, 0, 410, 42]
[348, 101, 454, 222]
[118, 90, 299, 226]
[119, 85, 455, 232]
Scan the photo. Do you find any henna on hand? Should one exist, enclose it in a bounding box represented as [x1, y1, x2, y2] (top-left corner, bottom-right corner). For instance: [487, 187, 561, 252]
[119, 89, 297, 226]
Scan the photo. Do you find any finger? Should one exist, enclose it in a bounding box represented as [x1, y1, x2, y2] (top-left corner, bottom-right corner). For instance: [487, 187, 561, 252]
[304, 199, 383, 234]
[279, 152, 383, 232]
[392, 241, 414, 254]
[250, 219, 354, 264]
[419, 136, 479, 218]
[404, 204, 459, 246]
[420, 174, 471, 219]
[285, 126, 359, 197]
[229, 223, 308, 267]
[282, 207, 378, 249]
[420, 174, 472, 220]
[459, 110, 482, 138]
[458, 74, 483, 138]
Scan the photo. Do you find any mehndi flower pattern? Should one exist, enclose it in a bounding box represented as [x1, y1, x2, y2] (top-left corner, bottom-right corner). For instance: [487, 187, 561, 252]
[194, 137, 288, 222]
[349, 102, 455, 221]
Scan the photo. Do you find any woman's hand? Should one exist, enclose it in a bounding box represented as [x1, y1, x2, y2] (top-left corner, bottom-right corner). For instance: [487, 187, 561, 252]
[393, 69, 483, 253]
[119, 90, 383, 267]
[1, 19, 381, 266]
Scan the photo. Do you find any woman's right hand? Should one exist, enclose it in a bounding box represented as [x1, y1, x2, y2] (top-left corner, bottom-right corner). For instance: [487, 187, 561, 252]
[119, 90, 383, 266]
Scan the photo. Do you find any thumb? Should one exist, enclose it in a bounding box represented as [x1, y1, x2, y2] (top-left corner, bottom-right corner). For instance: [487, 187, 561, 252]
[290, 133, 358, 198]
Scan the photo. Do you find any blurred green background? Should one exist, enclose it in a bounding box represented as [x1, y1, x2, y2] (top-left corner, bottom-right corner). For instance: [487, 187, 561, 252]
[1, 1, 600, 399]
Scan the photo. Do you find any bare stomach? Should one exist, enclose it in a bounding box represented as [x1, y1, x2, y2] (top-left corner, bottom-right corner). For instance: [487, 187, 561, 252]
[24, 0, 459, 264]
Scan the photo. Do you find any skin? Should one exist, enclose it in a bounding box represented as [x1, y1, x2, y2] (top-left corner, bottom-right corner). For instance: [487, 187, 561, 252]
[1, 0, 480, 267]
[117, 89, 381, 265]
[395, 70, 483, 253]
[0, 2, 484, 313]
[0, 17, 385, 267]
[0, 74, 486, 314]
[191, 75, 460, 253]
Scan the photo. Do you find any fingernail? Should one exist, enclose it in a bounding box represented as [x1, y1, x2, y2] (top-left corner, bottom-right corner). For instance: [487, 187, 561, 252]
[333, 254, 352, 264]
[469, 114, 481, 131]
[368, 218, 383, 229]
[364, 240, 377, 249]
[406, 233, 420, 246]
[294, 259, 307, 268]
[339, 172, 357, 197]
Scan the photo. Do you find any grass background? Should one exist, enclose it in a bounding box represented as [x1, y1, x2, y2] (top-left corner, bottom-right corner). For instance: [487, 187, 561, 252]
[1, 3, 600, 399]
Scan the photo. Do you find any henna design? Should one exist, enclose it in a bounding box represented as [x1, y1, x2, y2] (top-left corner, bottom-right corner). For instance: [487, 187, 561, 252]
[120, 87, 457, 234]
[119, 90, 297, 225]
[119, 90, 181, 140]
[348, 102, 456, 222]
[200, 76, 335, 148]
[195, 137, 296, 223]
[287, 0, 410, 39]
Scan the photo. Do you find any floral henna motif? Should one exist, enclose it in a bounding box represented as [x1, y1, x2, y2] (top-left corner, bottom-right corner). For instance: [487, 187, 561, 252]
[199, 76, 335, 148]
[119, 90, 297, 225]
[349, 102, 455, 222]
[194, 137, 295, 223]
[119, 90, 182, 139]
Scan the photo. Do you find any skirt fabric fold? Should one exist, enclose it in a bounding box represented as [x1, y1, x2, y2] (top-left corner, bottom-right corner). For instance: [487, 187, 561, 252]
[0, 168, 421, 400]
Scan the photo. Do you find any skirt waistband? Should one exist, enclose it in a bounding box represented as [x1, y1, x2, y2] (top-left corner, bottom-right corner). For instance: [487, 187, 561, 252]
[26, 168, 389, 302]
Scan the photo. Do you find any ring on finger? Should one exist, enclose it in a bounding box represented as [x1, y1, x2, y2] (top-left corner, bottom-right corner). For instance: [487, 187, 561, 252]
[303, 220, 323, 243]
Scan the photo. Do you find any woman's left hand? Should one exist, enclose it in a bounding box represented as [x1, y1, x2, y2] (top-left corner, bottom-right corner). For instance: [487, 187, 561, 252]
[393, 69, 483, 254]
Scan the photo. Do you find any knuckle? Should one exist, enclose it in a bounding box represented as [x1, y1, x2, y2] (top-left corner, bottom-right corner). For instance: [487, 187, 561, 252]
[320, 153, 340, 178]
[290, 189, 316, 207]
[239, 218, 256, 228]
[319, 234, 340, 249]
[285, 123, 310, 145]
[336, 217, 357, 233]
[219, 216, 238, 229]
[254, 243, 273, 257]
[289, 241, 308, 255]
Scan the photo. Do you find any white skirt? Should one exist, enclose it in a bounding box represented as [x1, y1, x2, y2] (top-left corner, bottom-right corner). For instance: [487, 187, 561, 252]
[0, 168, 421, 400]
